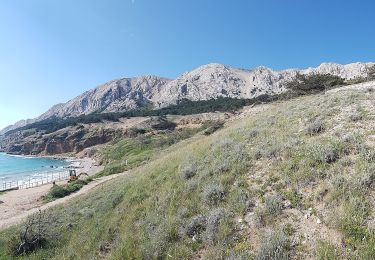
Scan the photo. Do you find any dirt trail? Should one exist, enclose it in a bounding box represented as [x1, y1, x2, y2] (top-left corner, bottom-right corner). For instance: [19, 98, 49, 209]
[0, 172, 126, 230]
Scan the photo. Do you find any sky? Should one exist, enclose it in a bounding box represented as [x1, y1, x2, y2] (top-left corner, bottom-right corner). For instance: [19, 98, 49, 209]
[0, 0, 375, 129]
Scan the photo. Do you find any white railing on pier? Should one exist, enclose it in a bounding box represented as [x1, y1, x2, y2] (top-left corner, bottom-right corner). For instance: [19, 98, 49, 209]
[0, 171, 69, 191]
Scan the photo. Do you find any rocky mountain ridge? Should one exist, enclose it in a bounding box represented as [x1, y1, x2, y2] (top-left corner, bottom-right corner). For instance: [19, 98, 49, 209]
[1, 61, 374, 135]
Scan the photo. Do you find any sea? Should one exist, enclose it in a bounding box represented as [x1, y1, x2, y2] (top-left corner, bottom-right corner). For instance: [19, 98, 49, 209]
[0, 152, 68, 185]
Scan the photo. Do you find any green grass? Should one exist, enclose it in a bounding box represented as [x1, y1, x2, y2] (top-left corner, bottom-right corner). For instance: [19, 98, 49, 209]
[1, 88, 375, 258]
[96, 127, 207, 177]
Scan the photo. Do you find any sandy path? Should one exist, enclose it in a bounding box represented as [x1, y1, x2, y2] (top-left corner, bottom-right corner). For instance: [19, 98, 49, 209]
[0, 157, 103, 230]
[0, 172, 126, 230]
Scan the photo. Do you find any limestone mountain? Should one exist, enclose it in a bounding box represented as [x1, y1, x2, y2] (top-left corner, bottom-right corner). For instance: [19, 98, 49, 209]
[1, 61, 374, 135]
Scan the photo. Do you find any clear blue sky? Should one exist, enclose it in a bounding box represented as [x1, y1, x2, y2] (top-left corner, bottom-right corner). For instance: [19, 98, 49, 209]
[1, 0, 375, 129]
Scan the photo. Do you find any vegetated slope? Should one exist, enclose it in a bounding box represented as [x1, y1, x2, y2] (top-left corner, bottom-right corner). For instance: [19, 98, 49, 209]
[1, 71, 373, 156]
[2, 62, 373, 135]
[2, 82, 375, 259]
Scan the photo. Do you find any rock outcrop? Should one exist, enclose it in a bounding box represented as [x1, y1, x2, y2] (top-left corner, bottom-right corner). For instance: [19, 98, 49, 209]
[1, 62, 374, 135]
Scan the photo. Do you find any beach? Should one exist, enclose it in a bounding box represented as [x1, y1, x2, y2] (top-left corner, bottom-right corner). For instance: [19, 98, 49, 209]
[0, 157, 104, 229]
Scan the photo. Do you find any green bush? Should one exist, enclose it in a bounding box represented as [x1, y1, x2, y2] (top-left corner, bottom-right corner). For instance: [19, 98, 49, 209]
[49, 185, 69, 198]
[286, 73, 345, 95]
[46, 179, 90, 200]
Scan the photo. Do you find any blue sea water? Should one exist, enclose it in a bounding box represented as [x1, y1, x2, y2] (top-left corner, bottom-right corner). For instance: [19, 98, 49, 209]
[0, 153, 68, 183]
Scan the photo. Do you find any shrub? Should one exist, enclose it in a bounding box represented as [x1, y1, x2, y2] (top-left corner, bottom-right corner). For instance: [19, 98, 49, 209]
[203, 208, 233, 245]
[356, 164, 375, 190]
[360, 146, 375, 162]
[264, 194, 283, 216]
[283, 223, 295, 236]
[256, 230, 289, 260]
[264, 144, 283, 159]
[202, 184, 226, 206]
[49, 185, 69, 198]
[228, 188, 254, 214]
[322, 146, 339, 164]
[184, 214, 207, 237]
[65, 180, 86, 193]
[305, 120, 325, 135]
[8, 210, 58, 256]
[180, 163, 198, 180]
[46, 179, 90, 200]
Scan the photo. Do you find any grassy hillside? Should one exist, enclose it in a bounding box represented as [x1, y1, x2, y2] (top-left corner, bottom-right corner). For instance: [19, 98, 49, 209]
[2, 85, 375, 259]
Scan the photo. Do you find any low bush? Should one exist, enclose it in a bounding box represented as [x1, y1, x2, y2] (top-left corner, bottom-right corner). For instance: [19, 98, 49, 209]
[8, 210, 58, 256]
[46, 179, 91, 201]
[264, 194, 283, 216]
[305, 119, 325, 135]
[256, 230, 290, 260]
[48, 185, 69, 198]
[202, 184, 226, 206]
[203, 208, 233, 245]
[184, 214, 207, 238]
[228, 188, 254, 214]
[180, 163, 198, 180]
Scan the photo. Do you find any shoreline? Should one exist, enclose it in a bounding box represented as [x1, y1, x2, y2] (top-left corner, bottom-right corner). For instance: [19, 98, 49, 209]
[0, 156, 105, 229]
[0, 153, 104, 191]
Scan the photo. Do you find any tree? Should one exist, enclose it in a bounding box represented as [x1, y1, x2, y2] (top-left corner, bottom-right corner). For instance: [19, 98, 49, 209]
[286, 73, 345, 95]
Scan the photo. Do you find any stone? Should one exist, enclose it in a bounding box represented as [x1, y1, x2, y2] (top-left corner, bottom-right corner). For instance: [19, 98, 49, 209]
[283, 200, 292, 209]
